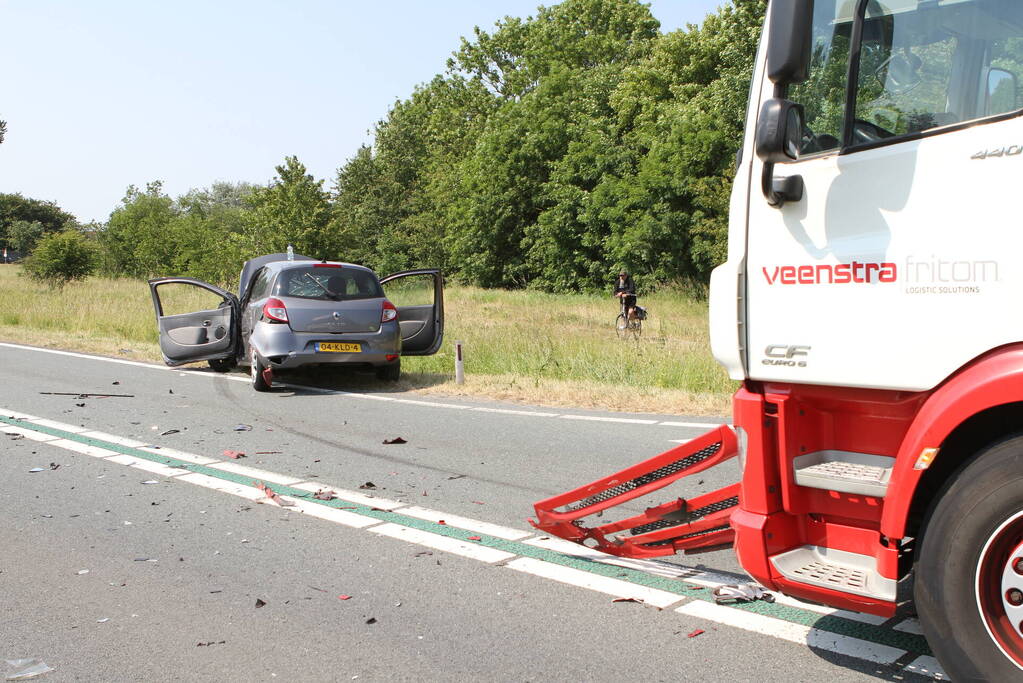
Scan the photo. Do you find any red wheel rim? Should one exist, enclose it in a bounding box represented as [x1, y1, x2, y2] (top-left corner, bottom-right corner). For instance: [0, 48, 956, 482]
[977, 510, 1023, 670]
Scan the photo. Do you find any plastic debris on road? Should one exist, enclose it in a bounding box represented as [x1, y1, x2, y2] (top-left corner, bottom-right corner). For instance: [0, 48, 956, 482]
[28, 468, 45, 473]
[358, 482, 377, 490]
[222, 450, 245, 459]
[313, 489, 337, 501]
[687, 629, 705, 638]
[4, 659, 54, 680]
[254, 482, 295, 507]
[382, 437, 407, 444]
[255, 599, 267, 608]
[712, 584, 775, 604]
[233, 424, 253, 432]
[337, 595, 352, 601]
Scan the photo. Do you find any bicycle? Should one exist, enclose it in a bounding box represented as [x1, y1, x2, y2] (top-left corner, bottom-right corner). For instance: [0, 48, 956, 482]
[615, 299, 643, 339]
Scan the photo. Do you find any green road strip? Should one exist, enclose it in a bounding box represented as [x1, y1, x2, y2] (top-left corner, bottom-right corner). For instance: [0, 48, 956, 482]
[1, 414, 932, 658]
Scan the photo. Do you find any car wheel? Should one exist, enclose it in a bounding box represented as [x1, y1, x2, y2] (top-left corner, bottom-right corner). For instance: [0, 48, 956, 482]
[375, 359, 401, 382]
[915, 434, 1023, 681]
[208, 357, 236, 373]
[250, 350, 272, 392]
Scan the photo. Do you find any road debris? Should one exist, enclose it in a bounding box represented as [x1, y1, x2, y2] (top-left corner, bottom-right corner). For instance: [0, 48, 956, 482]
[365, 617, 377, 625]
[612, 597, 643, 604]
[467, 536, 482, 541]
[447, 474, 466, 480]
[255, 599, 267, 608]
[76, 569, 89, 575]
[28, 468, 45, 473]
[382, 437, 407, 444]
[255, 482, 295, 507]
[255, 451, 281, 455]
[222, 450, 246, 459]
[4, 658, 54, 680]
[5, 432, 25, 440]
[358, 482, 377, 490]
[141, 480, 158, 485]
[712, 584, 775, 604]
[313, 489, 337, 501]
[48, 463, 59, 470]
[337, 595, 352, 601]
[196, 641, 226, 647]
[687, 629, 705, 638]
[160, 429, 180, 436]
[233, 424, 253, 432]
[96, 618, 109, 623]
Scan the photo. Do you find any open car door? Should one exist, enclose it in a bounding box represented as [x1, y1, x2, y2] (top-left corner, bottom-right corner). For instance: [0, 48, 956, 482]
[379, 269, 444, 356]
[148, 277, 240, 367]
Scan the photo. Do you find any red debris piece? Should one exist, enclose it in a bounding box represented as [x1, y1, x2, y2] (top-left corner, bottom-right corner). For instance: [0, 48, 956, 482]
[437, 520, 446, 525]
[313, 489, 337, 501]
[337, 594, 352, 601]
[471, 501, 484, 505]
[687, 629, 705, 638]
[467, 536, 482, 541]
[223, 450, 245, 459]
[382, 437, 407, 445]
[254, 481, 294, 507]
[422, 490, 428, 497]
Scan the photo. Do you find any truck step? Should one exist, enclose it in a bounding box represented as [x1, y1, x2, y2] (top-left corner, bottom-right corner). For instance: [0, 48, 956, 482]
[771, 545, 896, 602]
[792, 450, 893, 497]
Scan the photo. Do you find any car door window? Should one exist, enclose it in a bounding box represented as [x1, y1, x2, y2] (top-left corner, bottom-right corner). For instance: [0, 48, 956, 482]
[247, 268, 272, 302]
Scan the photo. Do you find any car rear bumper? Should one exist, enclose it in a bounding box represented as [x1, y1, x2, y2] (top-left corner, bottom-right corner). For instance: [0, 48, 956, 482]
[250, 321, 401, 369]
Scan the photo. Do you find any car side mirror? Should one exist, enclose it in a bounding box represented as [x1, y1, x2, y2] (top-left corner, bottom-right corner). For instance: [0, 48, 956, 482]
[756, 99, 805, 208]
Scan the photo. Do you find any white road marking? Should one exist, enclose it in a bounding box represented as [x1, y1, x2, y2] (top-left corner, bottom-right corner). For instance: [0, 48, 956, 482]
[80, 430, 149, 448]
[3, 425, 60, 442]
[289, 481, 406, 511]
[559, 415, 659, 425]
[658, 421, 725, 429]
[470, 407, 560, 417]
[3, 407, 941, 678]
[29, 418, 89, 432]
[675, 601, 906, 665]
[370, 522, 516, 563]
[49, 438, 119, 458]
[0, 342, 728, 426]
[398, 506, 532, 541]
[205, 461, 306, 485]
[136, 446, 218, 465]
[905, 656, 948, 680]
[287, 498, 382, 529]
[506, 557, 685, 609]
[894, 618, 925, 635]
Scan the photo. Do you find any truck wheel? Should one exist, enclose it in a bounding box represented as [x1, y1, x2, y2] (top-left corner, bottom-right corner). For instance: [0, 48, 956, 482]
[250, 350, 272, 392]
[915, 434, 1023, 681]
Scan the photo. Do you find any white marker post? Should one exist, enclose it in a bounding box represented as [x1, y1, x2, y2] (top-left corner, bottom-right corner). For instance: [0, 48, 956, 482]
[455, 340, 465, 384]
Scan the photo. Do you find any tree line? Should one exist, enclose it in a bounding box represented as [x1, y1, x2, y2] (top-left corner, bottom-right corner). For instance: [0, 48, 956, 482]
[2, 0, 766, 292]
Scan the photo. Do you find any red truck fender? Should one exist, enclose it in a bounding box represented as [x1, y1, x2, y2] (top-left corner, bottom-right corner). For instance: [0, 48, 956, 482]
[882, 343, 1023, 539]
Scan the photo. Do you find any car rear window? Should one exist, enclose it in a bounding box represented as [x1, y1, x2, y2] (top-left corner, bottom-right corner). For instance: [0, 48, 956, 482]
[272, 266, 384, 301]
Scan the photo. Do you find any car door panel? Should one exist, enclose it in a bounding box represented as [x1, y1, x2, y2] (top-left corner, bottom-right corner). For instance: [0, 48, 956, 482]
[379, 269, 444, 356]
[148, 277, 240, 366]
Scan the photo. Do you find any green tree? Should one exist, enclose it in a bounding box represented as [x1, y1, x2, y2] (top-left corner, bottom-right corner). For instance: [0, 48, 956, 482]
[22, 229, 96, 287]
[0, 193, 76, 252]
[98, 182, 177, 277]
[8, 220, 45, 253]
[246, 156, 331, 257]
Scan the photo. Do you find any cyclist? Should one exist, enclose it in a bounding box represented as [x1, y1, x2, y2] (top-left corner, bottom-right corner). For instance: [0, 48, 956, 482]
[614, 270, 637, 320]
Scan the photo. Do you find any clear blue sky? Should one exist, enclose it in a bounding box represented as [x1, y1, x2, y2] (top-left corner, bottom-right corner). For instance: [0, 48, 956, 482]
[0, 1, 727, 223]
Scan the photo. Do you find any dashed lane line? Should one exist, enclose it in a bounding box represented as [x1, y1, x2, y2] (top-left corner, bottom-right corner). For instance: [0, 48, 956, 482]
[0, 342, 726, 427]
[0, 409, 943, 679]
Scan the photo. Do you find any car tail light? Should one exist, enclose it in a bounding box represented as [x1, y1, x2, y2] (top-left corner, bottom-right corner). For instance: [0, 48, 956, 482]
[386, 354, 399, 362]
[262, 297, 289, 324]
[381, 300, 398, 323]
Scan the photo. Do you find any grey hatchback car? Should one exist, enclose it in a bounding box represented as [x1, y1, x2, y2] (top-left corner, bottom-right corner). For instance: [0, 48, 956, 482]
[148, 253, 444, 391]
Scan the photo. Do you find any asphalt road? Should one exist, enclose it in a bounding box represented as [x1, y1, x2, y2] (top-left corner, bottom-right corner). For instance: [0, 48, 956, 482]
[0, 342, 946, 682]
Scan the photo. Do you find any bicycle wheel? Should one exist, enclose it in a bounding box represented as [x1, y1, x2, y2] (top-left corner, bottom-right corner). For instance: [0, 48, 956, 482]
[615, 313, 628, 339]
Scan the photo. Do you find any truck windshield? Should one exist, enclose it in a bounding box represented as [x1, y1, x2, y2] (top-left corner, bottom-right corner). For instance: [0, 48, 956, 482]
[272, 266, 384, 301]
[790, 0, 1023, 153]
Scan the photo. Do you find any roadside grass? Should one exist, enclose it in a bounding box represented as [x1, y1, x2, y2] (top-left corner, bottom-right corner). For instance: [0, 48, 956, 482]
[0, 266, 734, 415]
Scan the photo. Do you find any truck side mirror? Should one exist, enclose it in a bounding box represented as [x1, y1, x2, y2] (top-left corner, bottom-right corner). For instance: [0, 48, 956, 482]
[766, 0, 814, 88]
[756, 99, 804, 164]
[756, 99, 805, 208]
